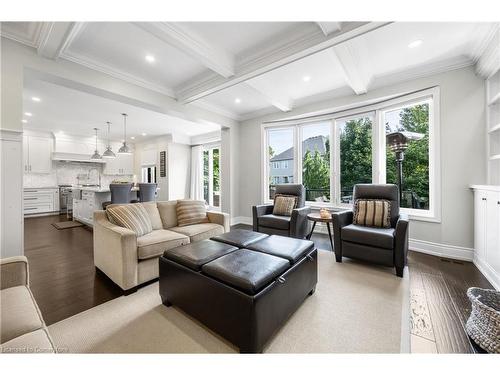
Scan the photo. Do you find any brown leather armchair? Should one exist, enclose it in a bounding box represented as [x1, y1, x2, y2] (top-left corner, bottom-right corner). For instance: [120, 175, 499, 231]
[332, 184, 409, 277]
[252, 184, 310, 239]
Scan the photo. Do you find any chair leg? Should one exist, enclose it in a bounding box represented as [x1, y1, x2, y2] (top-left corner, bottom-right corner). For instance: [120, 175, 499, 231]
[396, 267, 404, 278]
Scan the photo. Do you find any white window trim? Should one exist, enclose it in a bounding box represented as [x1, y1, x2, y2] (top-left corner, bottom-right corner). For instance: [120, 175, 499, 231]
[261, 87, 441, 223]
[203, 144, 221, 211]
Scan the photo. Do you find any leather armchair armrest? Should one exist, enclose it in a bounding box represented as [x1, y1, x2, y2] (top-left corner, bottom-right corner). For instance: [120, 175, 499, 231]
[332, 210, 354, 262]
[207, 211, 230, 232]
[0, 256, 29, 289]
[252, 204, 274, 231]
[394, 213, 409, 277]
[290, 206, 311, 238]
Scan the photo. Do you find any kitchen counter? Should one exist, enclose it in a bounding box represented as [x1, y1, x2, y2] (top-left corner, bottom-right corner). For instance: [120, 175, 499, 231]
[72, 186, 160, 193]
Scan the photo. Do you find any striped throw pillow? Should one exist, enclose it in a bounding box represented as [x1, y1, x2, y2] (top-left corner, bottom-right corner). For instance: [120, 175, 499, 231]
[176, 200, 209, 227]
[106, 203, 153, 236]
[353, 199, 391, 228]
[273, 195, 298, 216]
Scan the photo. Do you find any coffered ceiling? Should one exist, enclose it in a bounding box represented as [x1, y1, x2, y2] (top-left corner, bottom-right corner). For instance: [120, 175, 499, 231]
[2, 21, 499, 123]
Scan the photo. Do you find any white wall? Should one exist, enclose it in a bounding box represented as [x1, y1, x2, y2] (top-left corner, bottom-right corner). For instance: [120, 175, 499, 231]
[237, 66, 486, 255]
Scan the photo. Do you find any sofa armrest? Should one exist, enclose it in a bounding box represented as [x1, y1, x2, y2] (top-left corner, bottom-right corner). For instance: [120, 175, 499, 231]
[93, 210, 139, 291]
[394, 213, 409, 275]
[332, 210, 354, 262]
[290, 206, 311, 238]
[207, 211, 230, 232]
[0, 256, 29, 290]
[252, 204, 274, 231]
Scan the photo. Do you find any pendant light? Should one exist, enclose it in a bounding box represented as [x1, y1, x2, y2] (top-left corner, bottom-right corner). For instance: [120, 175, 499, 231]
[118, 113, 132, 154]
[102, 121, 116, 158]
[90, 127, 102, 160]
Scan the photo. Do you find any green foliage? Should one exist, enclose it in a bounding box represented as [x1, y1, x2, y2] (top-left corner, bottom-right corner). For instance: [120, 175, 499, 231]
[386, 104, 429, 208]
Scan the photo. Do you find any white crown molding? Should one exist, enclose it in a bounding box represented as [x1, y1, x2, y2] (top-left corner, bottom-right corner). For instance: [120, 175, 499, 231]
[1, 22, 46, 48]
[316, 22, 342, 36]
[134, 22, 235, 78]
[191, 100, 242, 122]
[56, 22, 87, 59]
[331, 43, 371, 95]
[0, 129, 23, 141]
[175, 22, 391, 104]
[238, 106, 282, 122]
[59, 50, 176, 98]
[243, 82, 293, 112]
[36, 22, 55, 53]
[474, 24, 500, 78]
[37, 22, 83, 60]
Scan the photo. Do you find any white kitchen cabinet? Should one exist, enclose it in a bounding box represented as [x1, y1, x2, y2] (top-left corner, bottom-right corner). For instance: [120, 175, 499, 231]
[23, 135, 52, 174]
[472, 185, 500, 290]
[23, 188, 59, 216]
[103, 153, 134, 175]
[73, 189, 111, 226]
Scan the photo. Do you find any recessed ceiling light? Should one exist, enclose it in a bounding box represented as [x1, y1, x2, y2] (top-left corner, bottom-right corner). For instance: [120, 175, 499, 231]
[22, 119, 28, 124]
[141, 133, 147, 136]
[408, 39, 423, 48]
[130, 136, 135, 140]
[234, 98, 241, 104]
[24, 112, 33, 117]
[145, 55, 155, 63]
[31, 97, 41, 102]
[303, 75, 311, 82]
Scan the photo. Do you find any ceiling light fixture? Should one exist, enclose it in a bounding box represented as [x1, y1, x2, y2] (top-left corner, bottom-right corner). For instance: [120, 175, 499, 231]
[408, 39, 423, 48]
[91, 128, 102, 160]
[145, 54, 156, 63]
[25, 112, 33, 117]
[32, 97, 41, 102]
[141, 133, 147, 136]
[118, 113, 132, 155]
[102, 121, 116, 159]
[234, 98, 241, 104]
[22, 119, 28, 124]
[303, 75, 311, 82]
[131, 136, 135, 140]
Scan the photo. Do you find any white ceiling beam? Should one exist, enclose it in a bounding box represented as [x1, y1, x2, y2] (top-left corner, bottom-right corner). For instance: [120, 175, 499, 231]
[37, 22, 84, 60]
[175, 22, 391, 104]
[316, 22, 342, 36]
[134, 22, 235, 78]
[243, 82, 293, 112]
[330, 43, 371, 95]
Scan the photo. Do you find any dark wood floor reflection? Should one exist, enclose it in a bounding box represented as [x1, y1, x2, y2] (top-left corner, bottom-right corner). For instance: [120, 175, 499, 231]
[25, 217, 492, 353]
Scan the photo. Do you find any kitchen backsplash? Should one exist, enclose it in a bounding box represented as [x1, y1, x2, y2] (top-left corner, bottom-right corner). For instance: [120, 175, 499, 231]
[23, 161, 133, 188]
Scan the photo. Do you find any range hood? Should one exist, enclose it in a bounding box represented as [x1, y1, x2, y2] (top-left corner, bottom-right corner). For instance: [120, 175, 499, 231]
[52, 152, 107, 163]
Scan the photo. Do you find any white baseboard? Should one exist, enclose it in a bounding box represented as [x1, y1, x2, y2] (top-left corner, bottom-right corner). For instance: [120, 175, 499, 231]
[408, 239, 474, 261]
[473, 256, 500, 291]
[231, 216, 252, 226]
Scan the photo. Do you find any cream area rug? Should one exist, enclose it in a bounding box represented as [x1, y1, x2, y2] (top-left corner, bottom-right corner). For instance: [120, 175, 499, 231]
[49, 250, 410, 353]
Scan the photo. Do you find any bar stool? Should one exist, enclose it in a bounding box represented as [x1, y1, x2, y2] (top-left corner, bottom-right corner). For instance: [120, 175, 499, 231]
[138, 183, 157, 202]
[102, 183, 135, 209]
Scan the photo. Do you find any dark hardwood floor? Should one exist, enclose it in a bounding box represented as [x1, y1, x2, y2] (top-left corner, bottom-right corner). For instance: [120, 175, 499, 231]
[24, 217, 493, 353]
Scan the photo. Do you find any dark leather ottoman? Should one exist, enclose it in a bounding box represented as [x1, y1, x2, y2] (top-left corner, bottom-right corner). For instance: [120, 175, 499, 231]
[159, 230, 317, 353]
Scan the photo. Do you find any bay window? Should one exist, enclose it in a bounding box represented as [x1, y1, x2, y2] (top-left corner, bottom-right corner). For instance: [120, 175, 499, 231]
[262, 87, 440, 221]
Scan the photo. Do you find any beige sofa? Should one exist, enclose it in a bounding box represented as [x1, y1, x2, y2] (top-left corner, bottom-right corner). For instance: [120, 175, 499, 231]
[93, 200, 230, 293]
[0, 256, 56, 353]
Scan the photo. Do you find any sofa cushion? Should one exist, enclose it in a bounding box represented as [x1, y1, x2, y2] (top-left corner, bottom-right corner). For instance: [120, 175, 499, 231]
[176, 199, 209, 227]
[1, 286, 44, 344]
[353, 199, 391, 228]
[211, 229, 268, 248]
[247, 235, 314, 264]
[106, 203, 153, 236]
[272, 195, 297, 216]
[164, 239, 238, 271]
[258, 214, 291, 230]
[341, 224, 395, 250]
[169, 223, 224, 243]
[1, 328, 54, 353]
[201, 249, 290, 295]
[157, 201, 178, 228]
[141, 202, 163, 230]
[137, 229, 190, 260]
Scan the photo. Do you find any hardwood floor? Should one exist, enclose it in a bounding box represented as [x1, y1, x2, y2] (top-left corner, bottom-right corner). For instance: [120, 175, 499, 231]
[24, 217, 493, 353]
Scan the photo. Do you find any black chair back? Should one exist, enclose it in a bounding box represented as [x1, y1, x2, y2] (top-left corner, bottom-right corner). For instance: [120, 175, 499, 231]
[138, 183, 157, 202]
[353, 184, 399, 227]
[110, 183, 134, 204]
[275, 184, 306, 208]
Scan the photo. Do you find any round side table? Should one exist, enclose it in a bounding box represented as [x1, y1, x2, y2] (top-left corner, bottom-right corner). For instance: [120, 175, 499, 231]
[306, 212, 334, 251]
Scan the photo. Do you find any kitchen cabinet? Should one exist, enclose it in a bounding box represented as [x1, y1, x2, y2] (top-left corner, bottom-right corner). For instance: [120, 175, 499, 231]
[472, 185, 500, 290]
[23, 135, 52, 174]
[103, 153, 134, 175]
[73, 189, 111, 226]
[23, 188, 59, 216]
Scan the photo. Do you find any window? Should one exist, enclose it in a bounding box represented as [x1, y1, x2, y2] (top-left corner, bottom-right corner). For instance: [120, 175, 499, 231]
[203, 146, 221, 209]
[267, 127, 294, 200]
[262, 88, 439, 220]
[383, 100, 430, 210]
[335, 113, 373, 205]
[141, 166, 157, 183]
[300, 122, 331, 203]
